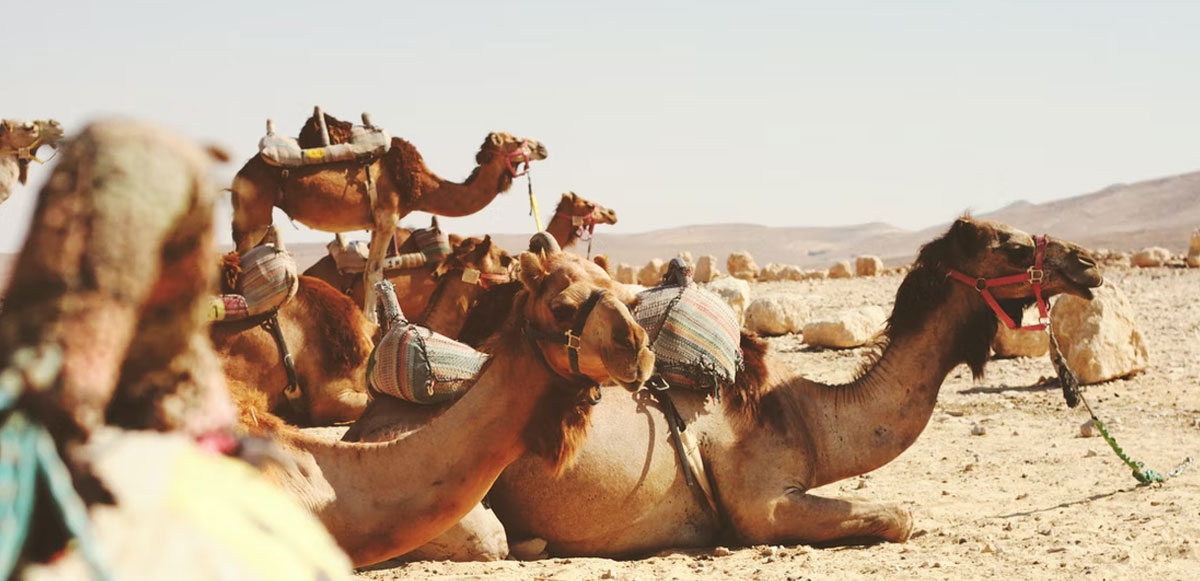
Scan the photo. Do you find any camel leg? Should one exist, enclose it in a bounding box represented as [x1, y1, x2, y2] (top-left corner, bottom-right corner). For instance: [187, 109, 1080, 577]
[734, 490, 913, 546]
[230, 173, 274, 253]
[362, 217, 396, 324]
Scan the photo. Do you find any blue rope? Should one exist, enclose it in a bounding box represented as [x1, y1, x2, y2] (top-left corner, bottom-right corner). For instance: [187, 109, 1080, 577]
[0, 345, 112, 580]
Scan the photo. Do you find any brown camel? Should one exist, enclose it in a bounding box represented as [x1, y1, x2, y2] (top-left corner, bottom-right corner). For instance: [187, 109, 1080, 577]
[210, 272, 376, 426]
[352, 217, 1103, 557]
[245, 242, 656, 567]
[2, 120, 352, 579]
[230, 110, 546, 323]
[544, 191, 619, 251]
[0, 118, 65, 204]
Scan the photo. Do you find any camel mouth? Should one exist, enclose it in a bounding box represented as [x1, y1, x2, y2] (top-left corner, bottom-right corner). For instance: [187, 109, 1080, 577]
[616, 378, 644, 392]
[533, 143, 549, 160]
[1060, 260, 1103, 299]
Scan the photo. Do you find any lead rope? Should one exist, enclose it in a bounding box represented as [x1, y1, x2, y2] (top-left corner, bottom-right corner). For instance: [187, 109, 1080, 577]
[0, 345, 112, 580]
[527, 169, 543, 232]
[1048, 325, 1192, 484]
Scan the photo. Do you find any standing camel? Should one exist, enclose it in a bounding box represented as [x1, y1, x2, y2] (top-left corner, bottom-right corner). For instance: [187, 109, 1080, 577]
[244, 242, 656, 567]
[352, 217, 1104, 556]
[230, 110, 546, 322]
[544, 191, 619, 251]
[0, 118, 64, 204]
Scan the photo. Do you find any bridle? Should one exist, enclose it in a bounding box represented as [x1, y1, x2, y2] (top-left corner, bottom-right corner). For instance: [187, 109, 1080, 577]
[499, 139, 536, 178]
[0, 120, 58, 164]
[946, 234, 1050, 331]
[556, 208, 602, 239]
[415, 263, 514, 325]
[524, 288, 610, 404]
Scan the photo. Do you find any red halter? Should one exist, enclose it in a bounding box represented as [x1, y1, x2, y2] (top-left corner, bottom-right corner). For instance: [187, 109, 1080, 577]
[946, 234, 1050, 331]
[555, 209, 600, 239]
[501, 139, 535, 178]
[454, 267, 512, 290]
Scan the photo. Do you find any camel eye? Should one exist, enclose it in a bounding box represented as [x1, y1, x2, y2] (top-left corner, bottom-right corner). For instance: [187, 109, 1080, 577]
[551, 303, 577, 323]
[1003, 241, 1032, 260]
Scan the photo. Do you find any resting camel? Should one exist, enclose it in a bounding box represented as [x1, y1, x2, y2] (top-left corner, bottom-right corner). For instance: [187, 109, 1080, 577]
[0, 118, 65, 204]
[3, 121, 352, 579]
[353, 217, 1104, 557]
[230, 110, 546, 322]
[244, 240, 655, 567]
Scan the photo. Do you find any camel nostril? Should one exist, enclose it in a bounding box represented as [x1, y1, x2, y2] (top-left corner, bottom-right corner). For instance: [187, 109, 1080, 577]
[1078, 255, 1097, 268]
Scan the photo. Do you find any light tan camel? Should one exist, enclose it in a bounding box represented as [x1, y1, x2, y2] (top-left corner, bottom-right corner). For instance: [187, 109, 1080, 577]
[210, 273, 376, 426]
[353, 217, 1104, 557]
[0, 118, 65, 204]
[3, 120, 352, 579]
[244, 242, 656, 567]
[230, 110, 546, 323]
[544, 191, 619, 250]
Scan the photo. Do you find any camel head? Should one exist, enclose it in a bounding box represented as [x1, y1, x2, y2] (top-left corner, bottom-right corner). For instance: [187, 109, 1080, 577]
[517, 246, 654, 391]
[476, 132, 548, 178]
[436, 234, 514, 284]
[557, 191, 618, 226]
[0, 118, 66, 152]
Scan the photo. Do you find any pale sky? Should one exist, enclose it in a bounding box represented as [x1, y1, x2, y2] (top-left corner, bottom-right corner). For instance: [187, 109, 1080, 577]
[4, 1, 1199, 252]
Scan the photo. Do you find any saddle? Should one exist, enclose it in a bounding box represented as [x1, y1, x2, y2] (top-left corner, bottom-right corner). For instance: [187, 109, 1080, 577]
[633, 258, 743, 398]
[326, 224, 452, 275]
[258, 108, 390, 168]
[368, 281, 488, 405]
[208, 227, 299, 323]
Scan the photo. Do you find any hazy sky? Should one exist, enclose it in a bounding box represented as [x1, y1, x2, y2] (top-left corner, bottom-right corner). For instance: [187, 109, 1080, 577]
[4, 1, 1199, 252]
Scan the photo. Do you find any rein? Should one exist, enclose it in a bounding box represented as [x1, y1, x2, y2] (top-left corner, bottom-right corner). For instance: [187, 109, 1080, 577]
[946, 234, 1049, 331]
[523, 288, 609, 405]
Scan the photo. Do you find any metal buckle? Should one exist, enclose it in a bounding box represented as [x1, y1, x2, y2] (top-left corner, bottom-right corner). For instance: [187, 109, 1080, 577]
[461, 268, 481, 284]
[1027, 267, 1045, 283]
[572, 216, 584, 227]
[975, 278, 989, 291]
[565, 330, 582, 351]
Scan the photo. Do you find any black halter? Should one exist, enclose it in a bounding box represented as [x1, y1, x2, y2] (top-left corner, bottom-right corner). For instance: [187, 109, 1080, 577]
[524, 288, 609, 404]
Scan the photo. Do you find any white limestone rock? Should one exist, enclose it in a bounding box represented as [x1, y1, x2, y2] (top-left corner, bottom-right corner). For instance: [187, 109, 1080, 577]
[638, 259, 666, 287]
[855, 255, 884, 277]
[703, 277, 752, 325]
[1131, 247, 1170, 267]
[802, 306, 887, 348]
[992, 307, 1050, 358]
[828, 261, 853, 279]
[1049, 284, 1149, 384]
[727, 251, 759, 281]
[744, 296, 809, 336]
[615, 263, 635, 285]
[1187, 227, 1200, 268]
[693, 255, 720, 283]
[758, 263, 787, 282]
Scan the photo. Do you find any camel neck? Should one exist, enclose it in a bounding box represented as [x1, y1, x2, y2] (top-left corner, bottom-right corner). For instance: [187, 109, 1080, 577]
[800, 285, 985, 488]
[544, 212, 580, 250]
[413, 161, 511, 217]
[418, 278, 481, 339]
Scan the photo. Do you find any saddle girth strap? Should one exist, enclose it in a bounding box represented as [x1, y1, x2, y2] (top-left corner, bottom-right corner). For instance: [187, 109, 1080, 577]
[651, 389, 721, 517]
[260, 313, 302, 404]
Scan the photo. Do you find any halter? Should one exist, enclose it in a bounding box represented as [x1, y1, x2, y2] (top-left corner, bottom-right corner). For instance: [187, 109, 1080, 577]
[556, 209, 601, 239]
[0, 121, 55, 164]
[500, 139, 535, 178]
[524, 288, 610, 404]
[946, 234, 1050, 331]
[453, 267, 512, 289]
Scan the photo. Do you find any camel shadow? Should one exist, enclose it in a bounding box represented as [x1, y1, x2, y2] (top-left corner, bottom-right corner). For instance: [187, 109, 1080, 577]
[990, 485, 1143, 519]
[957, 379, 1059, 396]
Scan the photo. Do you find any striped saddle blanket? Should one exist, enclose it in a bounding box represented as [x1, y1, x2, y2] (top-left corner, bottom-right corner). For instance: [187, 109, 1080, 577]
[633, 259, 742, 395]
[208, 244, 298, 322]
[369, 321, 488, 405]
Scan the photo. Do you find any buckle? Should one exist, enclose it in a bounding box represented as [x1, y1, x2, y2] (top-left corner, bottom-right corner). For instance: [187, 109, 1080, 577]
[565, 330, 582, 351]
[461, 268, 481, 284]
[975, 278, 989, 291]
[1027, 267, 1045, 283]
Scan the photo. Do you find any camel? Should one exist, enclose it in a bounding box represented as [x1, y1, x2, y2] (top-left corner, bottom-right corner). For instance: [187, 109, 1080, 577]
[545, 191, 619, 251]
[352, 217, 1104, 557]
[0, 118, 65, 204]
[210, 272, 376, 426]
[2, 120, 352, 579]
[244, 240, 656, 567]
[230, 110, 546, 323]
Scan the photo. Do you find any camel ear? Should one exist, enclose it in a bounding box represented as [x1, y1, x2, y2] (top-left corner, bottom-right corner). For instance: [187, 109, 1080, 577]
[592, 254, 610, 274]
[947, 218, 987, 256]
[478, 235, 493, 255]
[519, 251, 546, 290]
[488, 132, 503, 146]
[429, 216, 439, 230]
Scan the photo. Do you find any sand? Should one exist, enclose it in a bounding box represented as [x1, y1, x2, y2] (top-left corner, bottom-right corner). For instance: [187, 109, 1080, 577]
[348, 265, 1200, 580]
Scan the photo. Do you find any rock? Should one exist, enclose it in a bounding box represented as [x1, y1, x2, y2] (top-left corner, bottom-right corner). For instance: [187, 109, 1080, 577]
[806, 270, 829, 280]
[638, 259, 666, 287]
[713, 546, 733, 557]
[780, 265, 807, 281]
[1188, 228, 1200, 268]
[727, 251, 759, 281]
[971, 423, 987, 436]
[757, 263, 787, 282]
[704, 277, 752, 325]
[828, 260, 853, 279]
[1079, 419, 1100, 438]
[1131, 247, 1170, 267]
[1050, 284, 1149, 384]
[744, 296, 809, 336]
[802, 306, 887, 348]
[676, 251, 693, 267]
[615, 263, 635, 285]
[693, 255, 720, 283]
[855, 255, 884, 277]
[992, 307, 1050, 358]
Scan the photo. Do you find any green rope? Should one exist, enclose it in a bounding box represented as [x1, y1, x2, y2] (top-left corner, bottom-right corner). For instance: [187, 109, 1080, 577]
[0, 345, 112, 580]
[1048, 326, 1193, 485]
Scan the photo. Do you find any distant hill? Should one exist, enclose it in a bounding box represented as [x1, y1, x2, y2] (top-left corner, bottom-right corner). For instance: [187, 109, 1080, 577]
[3, 170, 1198, 288]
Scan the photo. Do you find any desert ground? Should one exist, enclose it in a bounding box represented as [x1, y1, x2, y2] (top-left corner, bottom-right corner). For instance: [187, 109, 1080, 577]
[329, 264, 1200, 581]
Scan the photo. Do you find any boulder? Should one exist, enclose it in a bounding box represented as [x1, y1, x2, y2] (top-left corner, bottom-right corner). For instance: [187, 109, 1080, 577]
[780, 265, 808, 281]
[676, 251, 694, 267]
[1131, 247, 1170, 267]
[1049, 284, 1149, 384]
[727, 251, 759, 281]
[638, 259, 666, 286]
[828, 261, 853, 279]
[1188, 227, 1200, 268]
[802, 306, 887, 348]
[744, 296, 809, 336]
[992, 307, 1050, 358]
[615, 263, 635, 285]
[693, 255, 720, 283]
[758, 263, 786, 282]
[855, 255, 884, 277]
[703, 277, 752, 325]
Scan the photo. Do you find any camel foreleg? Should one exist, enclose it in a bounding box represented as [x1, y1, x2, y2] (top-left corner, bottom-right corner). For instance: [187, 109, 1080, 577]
[362, 217, 397, 324]
[734, 489, 913, 546]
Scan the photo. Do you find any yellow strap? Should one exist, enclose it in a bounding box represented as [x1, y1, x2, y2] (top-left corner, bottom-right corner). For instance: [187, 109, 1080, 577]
[0, 130, 46, 163]
[529, 190, 543, 232]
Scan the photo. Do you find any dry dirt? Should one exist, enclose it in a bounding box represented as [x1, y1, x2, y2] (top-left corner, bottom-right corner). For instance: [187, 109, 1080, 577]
[335, 265, 1200, 581]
